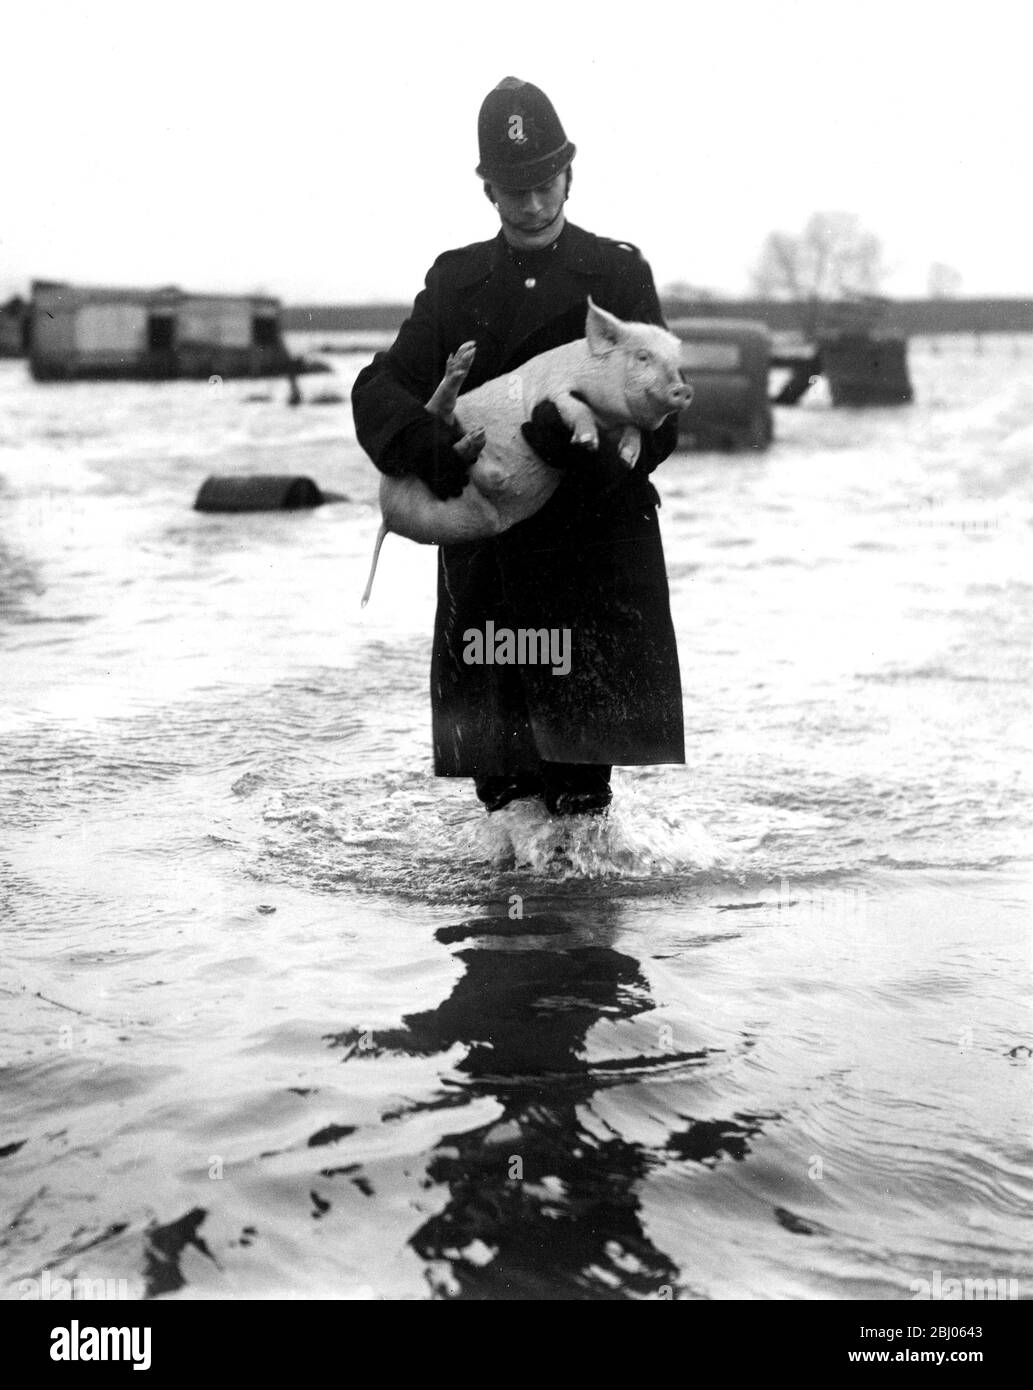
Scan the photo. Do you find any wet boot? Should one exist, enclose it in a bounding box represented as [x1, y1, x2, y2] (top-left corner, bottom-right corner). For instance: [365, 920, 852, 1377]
[542, 763, 613, 817]
[474, 771, 545, 814]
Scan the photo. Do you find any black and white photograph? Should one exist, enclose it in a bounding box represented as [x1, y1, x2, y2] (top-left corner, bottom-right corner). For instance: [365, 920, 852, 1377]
[2, 0, 1030, 1342]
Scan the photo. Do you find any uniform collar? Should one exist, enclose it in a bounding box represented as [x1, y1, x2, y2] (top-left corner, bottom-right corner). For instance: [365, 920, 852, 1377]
[557, 222, 609, 276]
[453, 222, 604, 288]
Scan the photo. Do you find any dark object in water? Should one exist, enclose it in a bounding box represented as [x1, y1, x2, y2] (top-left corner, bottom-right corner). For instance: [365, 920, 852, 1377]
[774, 1206, 828, 1236]
[819, 332, 913, 406]
[771, 349, 822, 405]
[194, 475, 326, 512]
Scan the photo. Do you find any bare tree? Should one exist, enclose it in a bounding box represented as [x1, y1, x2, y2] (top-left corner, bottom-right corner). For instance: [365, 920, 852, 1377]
[750, 212, 886, 301]
[927, 262, 963, 298]
[661, 280, 719, 305]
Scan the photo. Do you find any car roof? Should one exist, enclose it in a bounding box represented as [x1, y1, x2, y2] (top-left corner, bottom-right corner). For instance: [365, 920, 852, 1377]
[668, 317, 771, 342]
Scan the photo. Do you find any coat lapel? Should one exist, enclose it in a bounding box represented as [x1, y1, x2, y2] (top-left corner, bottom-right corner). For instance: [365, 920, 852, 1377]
[447, 233, 528, 375]
[453, 238, 518, 368]
[498, 223, 604, 371]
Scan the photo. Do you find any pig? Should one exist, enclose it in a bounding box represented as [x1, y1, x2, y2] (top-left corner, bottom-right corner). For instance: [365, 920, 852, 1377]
[361, 297, 691, 605]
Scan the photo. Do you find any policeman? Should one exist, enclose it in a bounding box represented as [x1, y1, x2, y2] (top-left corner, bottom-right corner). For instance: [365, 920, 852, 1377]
[352, 77, 684, 816]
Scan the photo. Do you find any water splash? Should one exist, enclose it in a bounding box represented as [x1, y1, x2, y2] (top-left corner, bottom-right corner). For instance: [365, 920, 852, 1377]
[253, 770, 725, 897]
[457, 782, 724, 880]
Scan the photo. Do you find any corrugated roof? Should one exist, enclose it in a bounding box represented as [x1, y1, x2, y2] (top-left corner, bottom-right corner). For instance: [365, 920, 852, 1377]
[31, 280, 281, 310]
[669, 317, 771, 340]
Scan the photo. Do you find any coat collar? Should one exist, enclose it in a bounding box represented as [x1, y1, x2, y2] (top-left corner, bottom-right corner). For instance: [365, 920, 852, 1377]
[450, 223, 611, 375]
[453, 222, 606, 289]
[495, 224, 606, 368]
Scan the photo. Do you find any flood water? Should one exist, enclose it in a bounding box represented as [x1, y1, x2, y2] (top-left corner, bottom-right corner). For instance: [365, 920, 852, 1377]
[1, 334, 1031, 1300]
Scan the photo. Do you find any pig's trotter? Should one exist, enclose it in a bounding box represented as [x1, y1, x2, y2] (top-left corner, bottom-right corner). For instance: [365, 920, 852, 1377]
[425, 341, 477, 422]
[453, 425, 486, 463]
[361, 520, 390, 608]
[618, 425, 642, 467]
[555, 393, 599, 451]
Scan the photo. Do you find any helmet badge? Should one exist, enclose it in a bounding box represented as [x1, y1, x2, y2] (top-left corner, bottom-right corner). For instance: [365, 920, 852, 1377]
[475, 79, 575, 188]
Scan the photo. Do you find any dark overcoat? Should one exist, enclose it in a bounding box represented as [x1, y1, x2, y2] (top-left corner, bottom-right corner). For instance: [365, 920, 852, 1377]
[351, 221, 685, 777]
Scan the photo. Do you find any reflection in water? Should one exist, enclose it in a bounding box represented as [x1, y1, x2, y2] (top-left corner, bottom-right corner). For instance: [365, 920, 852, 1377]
[142, 1208, 217, 1298]
[326, 905, 771, 1300]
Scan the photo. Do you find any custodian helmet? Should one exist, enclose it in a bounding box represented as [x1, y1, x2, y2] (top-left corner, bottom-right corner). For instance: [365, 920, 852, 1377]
[475, 77, 576, 191]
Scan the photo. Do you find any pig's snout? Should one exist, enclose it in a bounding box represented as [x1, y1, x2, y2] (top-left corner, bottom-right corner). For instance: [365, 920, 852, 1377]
[668, 375, 693, 410]
[637, 370, 693, 428]
[670, 375, 695, 405]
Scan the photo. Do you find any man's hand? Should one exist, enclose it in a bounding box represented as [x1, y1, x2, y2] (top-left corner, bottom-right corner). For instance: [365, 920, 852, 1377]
[398, 415, 475, 500]
[522, 399, 669, 510]
[522, 399, 636, 495]
[520, 400, 597, 472]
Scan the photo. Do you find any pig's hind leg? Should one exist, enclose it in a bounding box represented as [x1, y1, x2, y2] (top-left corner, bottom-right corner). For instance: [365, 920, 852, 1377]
[425, 341, 477, 424]
[425, 341, 485, 461]
[363, 343, 484, 609]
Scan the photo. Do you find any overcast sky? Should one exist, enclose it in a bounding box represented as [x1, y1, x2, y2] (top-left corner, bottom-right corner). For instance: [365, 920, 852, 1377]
[2, 0, 1030, 305]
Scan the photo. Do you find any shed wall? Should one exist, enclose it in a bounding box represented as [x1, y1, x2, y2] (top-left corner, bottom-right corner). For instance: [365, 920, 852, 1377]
[34, 307, 78, 354]
[75, 303, 148, 352]
[179, 300, 253, 347]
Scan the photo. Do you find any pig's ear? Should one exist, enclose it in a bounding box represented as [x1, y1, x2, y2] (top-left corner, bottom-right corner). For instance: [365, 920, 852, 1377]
[585, 296, 625, 356]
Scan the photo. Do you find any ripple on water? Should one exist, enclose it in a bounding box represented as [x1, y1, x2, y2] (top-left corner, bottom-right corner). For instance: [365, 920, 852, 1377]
[2, 344, 1032, 1299]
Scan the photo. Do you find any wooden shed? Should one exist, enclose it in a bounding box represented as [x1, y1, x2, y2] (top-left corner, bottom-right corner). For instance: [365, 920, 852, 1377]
[28, 281, 294, 381]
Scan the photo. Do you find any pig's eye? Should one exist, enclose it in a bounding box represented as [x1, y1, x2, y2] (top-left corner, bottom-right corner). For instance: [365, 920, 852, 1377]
[636, 350, 651, 363]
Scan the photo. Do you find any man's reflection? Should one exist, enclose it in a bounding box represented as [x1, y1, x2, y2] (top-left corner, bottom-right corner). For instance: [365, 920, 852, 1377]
[326, 905, 768, 1299]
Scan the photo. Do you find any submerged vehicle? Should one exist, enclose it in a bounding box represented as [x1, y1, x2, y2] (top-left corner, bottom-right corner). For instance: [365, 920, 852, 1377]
[819, 331, 913, 406]
[774, 297, 914, 408]
[670, 317, 773, 451]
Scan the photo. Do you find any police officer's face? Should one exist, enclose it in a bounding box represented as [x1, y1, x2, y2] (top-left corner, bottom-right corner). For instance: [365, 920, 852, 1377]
[491, 171, 568, 249]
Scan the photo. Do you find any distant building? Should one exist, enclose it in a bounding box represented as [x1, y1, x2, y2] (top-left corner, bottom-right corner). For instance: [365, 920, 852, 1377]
[28, 281, 295, 381]
[0, 295, 29, 357]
